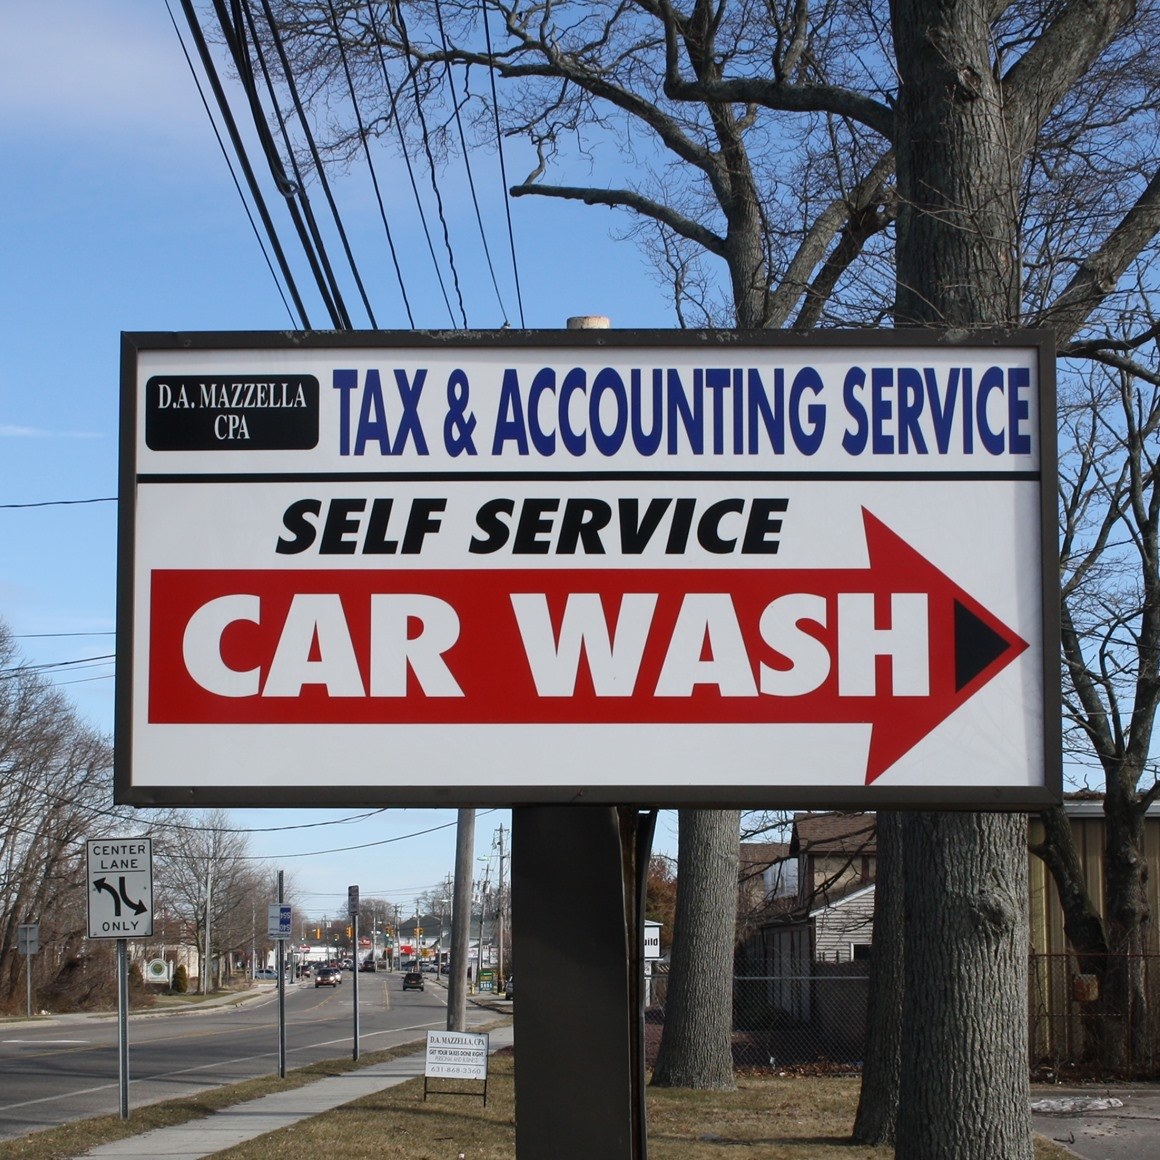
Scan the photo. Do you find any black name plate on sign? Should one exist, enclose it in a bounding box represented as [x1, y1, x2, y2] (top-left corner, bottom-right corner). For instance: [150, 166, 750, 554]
[145, 375, 319, 450]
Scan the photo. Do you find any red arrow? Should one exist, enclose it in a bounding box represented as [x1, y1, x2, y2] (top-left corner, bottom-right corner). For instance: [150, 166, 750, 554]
[851, 510, 1027, 782]
[149, 510, 1027, 784]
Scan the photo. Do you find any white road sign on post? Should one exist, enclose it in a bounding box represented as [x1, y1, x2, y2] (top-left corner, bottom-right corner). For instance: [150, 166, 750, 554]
[268, 904, 293, 940]
[117, 331, 1060, 810]
[86, 838, 153, 939]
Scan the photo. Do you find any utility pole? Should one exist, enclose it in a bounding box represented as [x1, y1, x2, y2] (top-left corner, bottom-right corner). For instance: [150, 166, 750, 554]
[476, 861, 491, 988]
[202, 859, 214, 996]
[495, 823, 508, 986]
[447, 808, 475, 1031]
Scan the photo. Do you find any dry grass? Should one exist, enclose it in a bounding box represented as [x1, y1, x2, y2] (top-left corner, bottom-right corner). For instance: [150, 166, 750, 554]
[207, 1055, 1077, 1160]
[0, 1045, 1080, 1160]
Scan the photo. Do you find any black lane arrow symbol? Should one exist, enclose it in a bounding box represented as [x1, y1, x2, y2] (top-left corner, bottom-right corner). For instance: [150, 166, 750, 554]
[93, 878, 123, 916]
[117, 878, 148, 916]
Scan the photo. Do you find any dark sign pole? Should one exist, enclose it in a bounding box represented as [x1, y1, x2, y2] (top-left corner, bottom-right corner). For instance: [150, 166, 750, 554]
[512, 806, 655, 1160]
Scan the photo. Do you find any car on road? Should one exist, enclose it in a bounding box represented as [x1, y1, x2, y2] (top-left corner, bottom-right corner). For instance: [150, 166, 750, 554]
[315, 966, 342, 987]
[359, 958, 377, 972]
[402, 971, 424, 991]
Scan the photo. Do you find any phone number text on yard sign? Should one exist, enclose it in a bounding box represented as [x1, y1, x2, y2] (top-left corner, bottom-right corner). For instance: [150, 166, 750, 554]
[117, 330, 1060, 809]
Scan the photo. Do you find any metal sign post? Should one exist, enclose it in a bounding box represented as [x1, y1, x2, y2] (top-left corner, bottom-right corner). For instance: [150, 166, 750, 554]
[18, 924, 39, 1017]
[269, 873, 288, 1078]
[349, 885, 360, 1061]
[85, 838, 152, 1120]
[116, 938, 129, 1119]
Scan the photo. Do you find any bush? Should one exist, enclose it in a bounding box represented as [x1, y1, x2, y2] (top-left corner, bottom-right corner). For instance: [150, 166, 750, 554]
[172, 964, 189, 993]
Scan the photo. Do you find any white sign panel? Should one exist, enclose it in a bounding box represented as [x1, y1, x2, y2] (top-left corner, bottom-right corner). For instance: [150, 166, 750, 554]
[425, 1030, 489, 1080]
[87, 838, 153, 939]
[644, 922, 662, 961]
[117, 331, 1059, 809]
[268, 903, 293, 940]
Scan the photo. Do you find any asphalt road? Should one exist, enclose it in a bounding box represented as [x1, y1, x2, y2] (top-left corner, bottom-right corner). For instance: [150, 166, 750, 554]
[1031, 1087, 1160, 1160]
[0, 973, 455, 1140]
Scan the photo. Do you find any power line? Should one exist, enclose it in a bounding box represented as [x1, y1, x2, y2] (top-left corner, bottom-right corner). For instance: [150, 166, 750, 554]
[210, 0, 346, 327]
[433, 0, 509, 322]
[390, 0, 467, 326]
[326, 0, 417, 327]
[481, 0, 525, 326]
[238, 0, 354, 328]
[253, 0, 379, 327]
[0, 497, 114, 509]
[177, 0, 313, 327]
[164, 0, 297, 326]
[366, 1, 456, 324]
[14, 632, 115, 639]
[0, 654, 116, 679]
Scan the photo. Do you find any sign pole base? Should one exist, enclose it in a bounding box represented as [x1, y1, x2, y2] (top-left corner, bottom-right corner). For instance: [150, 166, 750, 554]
[512, 806, 655, 1160]
[117, 938, 129, 1119]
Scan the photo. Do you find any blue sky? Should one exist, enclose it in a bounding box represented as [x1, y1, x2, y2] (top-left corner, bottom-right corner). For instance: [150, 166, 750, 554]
[0, 0, 680, 915]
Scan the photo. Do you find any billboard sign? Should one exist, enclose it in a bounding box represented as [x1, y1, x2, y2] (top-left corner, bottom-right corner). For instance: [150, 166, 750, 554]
[118, 330, 1059, 808]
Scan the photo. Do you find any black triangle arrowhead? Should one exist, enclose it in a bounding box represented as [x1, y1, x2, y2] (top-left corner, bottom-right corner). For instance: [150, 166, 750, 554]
[954, 600, 1013, 691]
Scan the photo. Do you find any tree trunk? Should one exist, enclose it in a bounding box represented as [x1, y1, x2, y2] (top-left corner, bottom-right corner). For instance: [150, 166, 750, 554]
[851, 810, 903, 1146]
[651, 808, 740, 1089]
[1101, 785, 1151, 1067]
[897, 813, 1031, 1160]
[890, 1, 1032, 1154]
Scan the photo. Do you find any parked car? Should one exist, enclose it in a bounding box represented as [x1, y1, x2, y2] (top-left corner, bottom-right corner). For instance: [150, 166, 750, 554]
[255, 968, 278, 980]
[315, 966, 342, 987]
[504, 976, 514, 1000]
[421, 962, 438, 974]
[402, 971, 424, 991]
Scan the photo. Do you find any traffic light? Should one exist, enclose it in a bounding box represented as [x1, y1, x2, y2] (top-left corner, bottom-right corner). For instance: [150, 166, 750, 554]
[314, 928, 320, 939]
[346, 925, 353, 938]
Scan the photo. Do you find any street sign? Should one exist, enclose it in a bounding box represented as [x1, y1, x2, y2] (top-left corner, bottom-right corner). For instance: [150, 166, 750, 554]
[117, 330, 1060, 809]
[17, 924, 39, 955]
[86, 838, 153, 939]
[268, 903, 293, 940]
[347, 885, 359, 915]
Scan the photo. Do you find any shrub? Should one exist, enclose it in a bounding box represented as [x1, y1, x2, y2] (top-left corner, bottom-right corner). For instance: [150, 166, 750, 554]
[172, 964, 189, 993]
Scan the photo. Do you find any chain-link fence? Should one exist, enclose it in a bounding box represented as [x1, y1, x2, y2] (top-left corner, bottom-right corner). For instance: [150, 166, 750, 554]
[646, 953, 1160, 1076]
[646, 962, 869, 1068]
[1029, 951, 1160, 1080]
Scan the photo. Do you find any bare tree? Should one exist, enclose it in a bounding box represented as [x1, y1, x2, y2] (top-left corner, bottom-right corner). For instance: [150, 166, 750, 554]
[215, 0, 1160, 1138]
[0, 622, 116, 1012]
[1032, 350, 1160, 1068]
[155, 810, 271, 991]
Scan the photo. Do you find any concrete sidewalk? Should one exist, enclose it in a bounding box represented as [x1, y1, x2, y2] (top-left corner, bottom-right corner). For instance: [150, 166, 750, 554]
[75, 1023, 513, 1160]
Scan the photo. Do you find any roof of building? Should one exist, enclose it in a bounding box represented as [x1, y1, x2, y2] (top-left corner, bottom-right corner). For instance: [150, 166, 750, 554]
[739, 841, 791, 868]
[790, 812, 877, 856]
